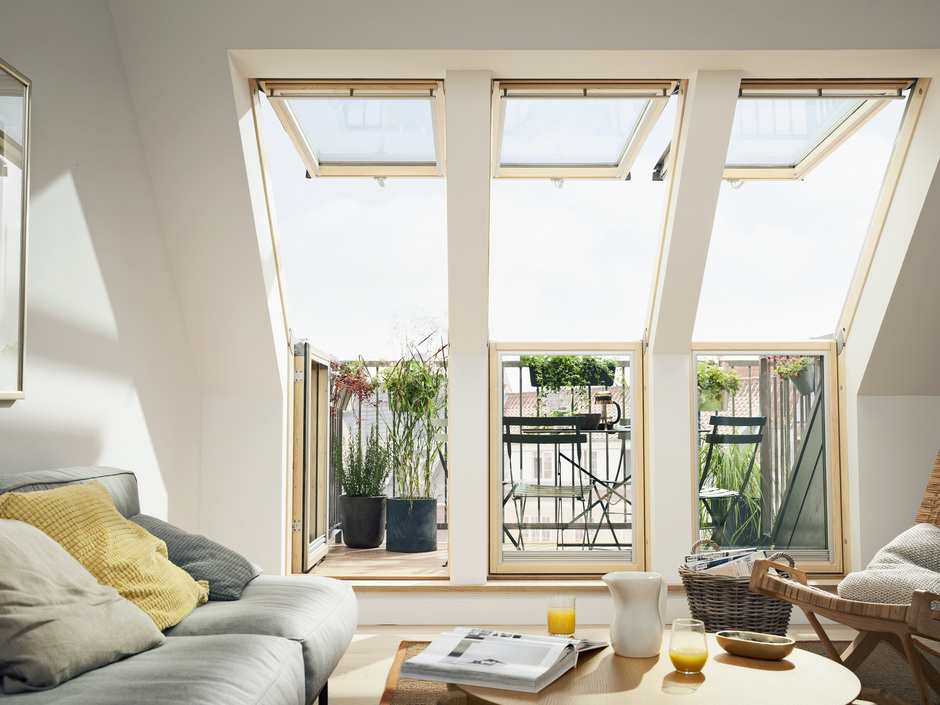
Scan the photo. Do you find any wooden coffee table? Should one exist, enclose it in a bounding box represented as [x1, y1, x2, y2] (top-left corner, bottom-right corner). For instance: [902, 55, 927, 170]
[455, 632, 860, 705]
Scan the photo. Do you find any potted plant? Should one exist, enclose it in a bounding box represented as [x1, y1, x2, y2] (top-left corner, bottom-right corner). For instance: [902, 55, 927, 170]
[771, 356, 815, 396]
[696, 361, 741, 411]
[330, 358, 374, 413]
[333, 422, 391, 548]
[381, 341, 448, 553]
[578, 356, 617, 387]
[520, 355, 617, 422]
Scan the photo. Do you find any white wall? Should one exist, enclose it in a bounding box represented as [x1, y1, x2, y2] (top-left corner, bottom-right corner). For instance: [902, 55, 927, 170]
[0, 0, 202, 527]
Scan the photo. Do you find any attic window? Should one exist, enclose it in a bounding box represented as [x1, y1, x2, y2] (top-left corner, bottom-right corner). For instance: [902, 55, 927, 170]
[492, 80, 677, 179]
[258, 80, 445, 177]
[724, 79, 913, 180]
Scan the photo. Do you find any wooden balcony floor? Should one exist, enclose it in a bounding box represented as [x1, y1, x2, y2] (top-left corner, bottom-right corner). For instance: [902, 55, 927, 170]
[312, 539, 450, 579]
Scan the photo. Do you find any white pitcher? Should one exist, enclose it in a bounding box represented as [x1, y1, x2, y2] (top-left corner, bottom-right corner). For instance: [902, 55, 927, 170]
[602, 571, 667, 658]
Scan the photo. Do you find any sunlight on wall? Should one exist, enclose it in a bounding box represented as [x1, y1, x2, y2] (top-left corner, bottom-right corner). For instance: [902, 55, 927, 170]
[30, 173, 119, 341]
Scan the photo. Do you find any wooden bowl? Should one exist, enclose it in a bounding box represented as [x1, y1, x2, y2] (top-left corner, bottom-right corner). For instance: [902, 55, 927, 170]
[715, 630, 795, 660]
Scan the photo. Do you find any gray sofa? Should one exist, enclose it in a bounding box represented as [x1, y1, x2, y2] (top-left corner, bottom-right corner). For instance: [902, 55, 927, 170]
[0, 466, 357, 705]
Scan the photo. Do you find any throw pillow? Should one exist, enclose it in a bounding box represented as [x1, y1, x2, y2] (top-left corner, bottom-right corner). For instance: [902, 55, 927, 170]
[0, 481, 209, 630]
[838, 523, 940, 604]
[0, 518, 165, 693]
[129, 514, 261, 600]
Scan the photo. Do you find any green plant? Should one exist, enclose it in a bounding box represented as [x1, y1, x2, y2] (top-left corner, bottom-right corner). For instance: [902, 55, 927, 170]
[696, 361, 741, 404]
[520, 355, 618, 415]
[770, 355, 811, 380]
[381, 341, 448, 499]
[698, 441, 762, 546]
[333, 422, 391, 497]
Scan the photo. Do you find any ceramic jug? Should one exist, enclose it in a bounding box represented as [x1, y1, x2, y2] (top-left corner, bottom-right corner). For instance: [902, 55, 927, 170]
[602, 571, 667, 658]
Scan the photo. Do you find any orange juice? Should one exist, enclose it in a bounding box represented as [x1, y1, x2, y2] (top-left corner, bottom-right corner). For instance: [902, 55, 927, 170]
[669, 647, 707, 673]
[547, 607, 576, 636]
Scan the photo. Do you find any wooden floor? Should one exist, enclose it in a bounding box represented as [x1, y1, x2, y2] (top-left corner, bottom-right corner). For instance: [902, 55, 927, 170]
[312, 540, 450, 579]
[312, 538, 617, 579]
[327, 623, 860, 705]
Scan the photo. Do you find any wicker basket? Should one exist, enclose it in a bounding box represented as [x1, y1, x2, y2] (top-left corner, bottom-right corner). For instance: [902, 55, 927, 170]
[679, 540, 795, 636]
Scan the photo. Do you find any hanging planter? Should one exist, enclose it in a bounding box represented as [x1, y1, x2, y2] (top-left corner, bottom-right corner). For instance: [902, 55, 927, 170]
[791, 366, 815, 396]
[698, 390, 730, 412]
[696, 361, 740, 413]
[772, 356, 816, 396]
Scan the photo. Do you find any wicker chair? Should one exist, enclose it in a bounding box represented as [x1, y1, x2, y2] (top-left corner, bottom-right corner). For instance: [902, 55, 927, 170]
[750, 449, 940, 705]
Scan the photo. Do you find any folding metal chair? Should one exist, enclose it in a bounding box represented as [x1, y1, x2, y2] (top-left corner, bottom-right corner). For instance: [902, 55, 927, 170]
[698, 415, 766, 546]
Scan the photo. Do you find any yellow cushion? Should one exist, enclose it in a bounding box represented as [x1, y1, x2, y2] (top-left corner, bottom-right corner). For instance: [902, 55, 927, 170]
[0, 481, 208, 630]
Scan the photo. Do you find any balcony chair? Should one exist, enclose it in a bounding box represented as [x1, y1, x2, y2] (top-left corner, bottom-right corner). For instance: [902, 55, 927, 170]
[750, 449, 940, 705]
[502, 416, 589, 550]
[698, 415, 766, 546]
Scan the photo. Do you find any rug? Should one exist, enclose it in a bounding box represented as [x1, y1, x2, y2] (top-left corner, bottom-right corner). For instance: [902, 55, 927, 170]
[380, 640, 940, 705]
[380, 641, 442, 705]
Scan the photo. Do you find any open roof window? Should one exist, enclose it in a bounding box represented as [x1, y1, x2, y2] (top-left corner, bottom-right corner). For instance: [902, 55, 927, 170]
[724, 79, 913, 180]
[258, 80, 445, 177]
[492, 80, 677, 179]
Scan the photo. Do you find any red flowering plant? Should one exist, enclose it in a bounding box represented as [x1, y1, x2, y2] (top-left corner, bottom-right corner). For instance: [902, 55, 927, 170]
[768, 355, 811, 380]
[330, 359, 377, 417]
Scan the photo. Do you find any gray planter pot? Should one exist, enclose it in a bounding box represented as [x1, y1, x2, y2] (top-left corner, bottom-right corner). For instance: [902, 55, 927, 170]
[338, 495, 386, 549]
[791, 366, 815, 396]
[386, 497, 437, 553]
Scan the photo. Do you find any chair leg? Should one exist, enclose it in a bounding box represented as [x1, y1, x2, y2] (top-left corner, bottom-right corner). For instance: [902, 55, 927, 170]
[804, 610, 846, 663]
[901, 634, 935, 705]
[840, 630, 883, 671]
[313, 680, 327, 705]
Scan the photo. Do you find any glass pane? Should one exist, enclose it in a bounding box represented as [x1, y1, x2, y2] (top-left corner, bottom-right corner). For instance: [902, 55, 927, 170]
[291, 97, 437, 164]
[490, 98, 674, 341]
[261, 96, 447, 361]
[726, 98, 860, 167]
[499, 352, 635, 562]
[0, 66, 26, 395]
[500, 98, 646, 166]
[694, 353, 830, 558]
[695, 94, 907, 340]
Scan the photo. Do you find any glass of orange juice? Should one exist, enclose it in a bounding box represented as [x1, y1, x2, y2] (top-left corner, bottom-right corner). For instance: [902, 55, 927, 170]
[669, 619, 707, 673]
[547, 595, 576, 637]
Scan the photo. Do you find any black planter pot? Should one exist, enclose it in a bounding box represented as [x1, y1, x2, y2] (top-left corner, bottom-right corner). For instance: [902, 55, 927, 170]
[338, 495, 386, 549]
[385, 497, 437, 553]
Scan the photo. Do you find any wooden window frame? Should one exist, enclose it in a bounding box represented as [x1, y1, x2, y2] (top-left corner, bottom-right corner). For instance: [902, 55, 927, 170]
[491, 80, 677, 180]
[690, 341, 845, 574]
[258, 79, 446, 178]
[723, 79, 914, 181]
[488, 341, 648, 576]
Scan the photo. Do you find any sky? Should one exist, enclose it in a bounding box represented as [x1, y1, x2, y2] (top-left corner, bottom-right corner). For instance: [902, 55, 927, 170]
[260, 91, 906, 361]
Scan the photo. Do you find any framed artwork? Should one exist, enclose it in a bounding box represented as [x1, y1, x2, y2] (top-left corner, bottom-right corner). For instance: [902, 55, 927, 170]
[0, 57, 29, 400]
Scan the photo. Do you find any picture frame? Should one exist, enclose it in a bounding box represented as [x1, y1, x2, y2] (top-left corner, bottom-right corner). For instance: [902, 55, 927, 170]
[0, 57, 29, 400]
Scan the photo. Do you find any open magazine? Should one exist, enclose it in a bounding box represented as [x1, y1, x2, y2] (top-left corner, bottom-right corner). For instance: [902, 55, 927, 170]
[399, 627, 607, 693]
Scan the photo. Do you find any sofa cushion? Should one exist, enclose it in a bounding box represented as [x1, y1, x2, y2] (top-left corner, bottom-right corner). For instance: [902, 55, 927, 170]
[838, 523, 940, 604]
[0, 635, 305, 705]
[129, 514, 262, 601]
[0, 466, 140, 518]
[166, 575, 358, 703]
[0, 518, 165, 694]
[0, 481, 208, 629]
